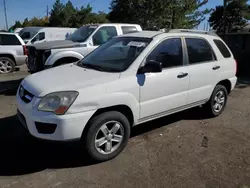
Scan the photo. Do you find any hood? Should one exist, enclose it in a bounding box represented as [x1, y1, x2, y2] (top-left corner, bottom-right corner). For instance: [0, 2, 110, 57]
[31, 40, 80, 50]
[22, 64, 120, 97]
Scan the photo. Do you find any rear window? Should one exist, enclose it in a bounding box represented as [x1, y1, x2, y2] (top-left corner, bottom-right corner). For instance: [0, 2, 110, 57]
[0, 34, 21, 45]
[214, 39, 231, 58]
[121, 26, 138, 34]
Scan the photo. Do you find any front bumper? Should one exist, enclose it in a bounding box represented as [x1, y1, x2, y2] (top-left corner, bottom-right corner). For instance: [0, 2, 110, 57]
[16, 91, 96, 141]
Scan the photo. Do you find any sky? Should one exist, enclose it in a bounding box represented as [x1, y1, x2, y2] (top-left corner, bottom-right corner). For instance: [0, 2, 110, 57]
[0, 0, 222, 30]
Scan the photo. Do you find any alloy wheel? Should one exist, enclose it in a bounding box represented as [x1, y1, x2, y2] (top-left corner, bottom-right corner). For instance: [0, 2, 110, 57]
[0, 60, 13, 73]
[213, 90, 226, 113]
[94, 121, 124, 155]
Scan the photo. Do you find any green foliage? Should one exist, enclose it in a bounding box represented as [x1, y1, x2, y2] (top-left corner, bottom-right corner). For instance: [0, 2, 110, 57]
[49, 0, 65, 27]
[109, 0, 211, 29]
[209, 0, 250, 33]
[9, 0, 109, 30]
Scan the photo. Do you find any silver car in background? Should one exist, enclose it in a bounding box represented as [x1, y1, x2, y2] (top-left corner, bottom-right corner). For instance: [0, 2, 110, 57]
[0, 32, 28, 74]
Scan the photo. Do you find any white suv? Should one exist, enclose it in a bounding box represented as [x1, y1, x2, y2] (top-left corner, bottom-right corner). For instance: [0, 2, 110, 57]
[0, 32, 28, 73]
[16, 30, 237, 161]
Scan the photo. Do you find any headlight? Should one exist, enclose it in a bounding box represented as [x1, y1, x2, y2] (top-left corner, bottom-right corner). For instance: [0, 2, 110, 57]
[38, 91, 79, 115]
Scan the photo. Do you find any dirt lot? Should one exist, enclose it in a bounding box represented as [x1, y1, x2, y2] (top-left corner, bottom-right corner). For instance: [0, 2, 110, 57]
[0, 67, 250, 188]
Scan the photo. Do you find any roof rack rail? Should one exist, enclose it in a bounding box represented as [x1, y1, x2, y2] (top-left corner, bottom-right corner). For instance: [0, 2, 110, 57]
[167, 29, 218, 36]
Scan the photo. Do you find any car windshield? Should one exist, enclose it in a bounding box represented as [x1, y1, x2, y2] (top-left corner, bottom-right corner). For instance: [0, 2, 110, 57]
[67, 25, 97, 42]
[20, 31, 38, 40]
[77, 37, 151, 72]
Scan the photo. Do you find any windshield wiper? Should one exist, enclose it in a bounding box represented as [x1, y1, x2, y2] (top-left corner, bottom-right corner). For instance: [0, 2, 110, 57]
[80, 63, 106, 71]
[79, 63, 120, 72]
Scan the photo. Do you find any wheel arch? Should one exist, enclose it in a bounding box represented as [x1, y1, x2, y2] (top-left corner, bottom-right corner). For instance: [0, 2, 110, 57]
[0, 54, 16, 65]
[81, 104, 135, 140]
[53, 56, 80, 67]
[89, 105, 134, 127]
[45, 51, 84, 67]
[216, 79, 232, 94]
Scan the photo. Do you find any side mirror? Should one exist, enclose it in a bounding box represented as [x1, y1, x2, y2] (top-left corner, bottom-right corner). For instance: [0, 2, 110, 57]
[138, 60, 162, 74]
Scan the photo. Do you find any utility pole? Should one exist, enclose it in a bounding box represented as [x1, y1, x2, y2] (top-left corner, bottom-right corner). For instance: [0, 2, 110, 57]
[223, 0, 227, 34]
[46, 5, 49, 17]
[3, 0, 8, 30]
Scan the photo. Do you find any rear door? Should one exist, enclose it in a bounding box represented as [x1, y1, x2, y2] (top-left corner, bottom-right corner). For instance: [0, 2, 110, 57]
[184, 37, 219, 104]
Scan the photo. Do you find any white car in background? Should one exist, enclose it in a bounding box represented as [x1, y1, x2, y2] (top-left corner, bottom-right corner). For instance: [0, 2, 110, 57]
[20, 27, 77, 45]
[0, 32, 27, 74]
[26, 23, 142, 72]
[17, 29, 237, 161]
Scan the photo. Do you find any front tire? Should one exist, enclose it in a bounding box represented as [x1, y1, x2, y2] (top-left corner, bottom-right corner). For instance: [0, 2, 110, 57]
[83, 111, 131, 161]
[205, 85, 228, 117]
[0, 57, 15, 74]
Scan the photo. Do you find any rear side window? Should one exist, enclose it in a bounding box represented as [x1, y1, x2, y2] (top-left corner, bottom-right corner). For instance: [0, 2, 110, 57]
[0, 34, 21, 45]
[185, 38, 215, 64]
[214, 39, 231, 58]
[121, 26, 138, 34]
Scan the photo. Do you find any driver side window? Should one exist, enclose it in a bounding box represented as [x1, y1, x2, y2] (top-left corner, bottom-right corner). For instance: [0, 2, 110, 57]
[147, 38, 183, 69]
[92, 26, 117, 46]
[32, 32, 45, 43]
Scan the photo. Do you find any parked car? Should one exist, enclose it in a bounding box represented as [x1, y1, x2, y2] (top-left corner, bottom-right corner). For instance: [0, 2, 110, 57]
[26, 23, 142, 72]
[14, 28, 23, 34]
[0, 32, 27, 74]
[16, 30, 237, 161]
[20, 27, 77, 45]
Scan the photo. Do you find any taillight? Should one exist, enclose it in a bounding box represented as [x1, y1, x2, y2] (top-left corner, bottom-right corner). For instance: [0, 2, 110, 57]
[235, 59, 238, 75]
[23, 45, 28, 56]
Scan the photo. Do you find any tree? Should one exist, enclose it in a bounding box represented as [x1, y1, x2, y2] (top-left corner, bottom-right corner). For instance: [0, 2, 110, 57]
[62, 0, 77, 27]
[109, 0, 211, 29]
[22, 18, 30, 27]
[9, 21, 22, 31]
[49, 0, 65, 27]
[9, 0, 110, 29]
[209, 0, 250, 33]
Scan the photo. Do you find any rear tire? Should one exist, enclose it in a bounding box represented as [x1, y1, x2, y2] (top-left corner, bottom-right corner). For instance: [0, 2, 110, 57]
[0, 57, 15, 74]
[82, 111, 131, 162]
[204, 85, 228, 117]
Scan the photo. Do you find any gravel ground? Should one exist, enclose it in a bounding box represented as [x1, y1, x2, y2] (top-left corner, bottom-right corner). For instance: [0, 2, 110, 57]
[0, 67, 250, 188]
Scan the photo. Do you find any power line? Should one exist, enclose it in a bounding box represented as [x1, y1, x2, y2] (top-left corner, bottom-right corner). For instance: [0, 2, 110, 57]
[3, 0, 8, 30]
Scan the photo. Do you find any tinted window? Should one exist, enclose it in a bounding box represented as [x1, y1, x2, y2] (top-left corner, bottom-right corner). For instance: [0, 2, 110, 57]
[0, 34, 21, 45]
[214, 39, 231, 58]
[121, 26, 138, 34]
[93, 26, 118, 46]
[147, 38, 183, 68]
[38, 32, 45, 40]
[186, 38, 215, 64]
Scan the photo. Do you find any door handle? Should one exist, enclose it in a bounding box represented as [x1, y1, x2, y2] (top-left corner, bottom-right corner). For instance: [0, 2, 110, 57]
[177, 72, 188, 78]
[212, 65, 220, 70]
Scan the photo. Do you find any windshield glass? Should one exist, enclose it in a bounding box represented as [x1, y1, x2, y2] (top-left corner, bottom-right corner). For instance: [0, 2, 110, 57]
[20, 31, 38, 40]
[78, 37, 151, 72]
[67, 25, 97, 42]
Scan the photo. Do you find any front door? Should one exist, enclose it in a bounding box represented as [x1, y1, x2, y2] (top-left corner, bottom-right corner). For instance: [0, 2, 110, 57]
[139, 38, 189, 119]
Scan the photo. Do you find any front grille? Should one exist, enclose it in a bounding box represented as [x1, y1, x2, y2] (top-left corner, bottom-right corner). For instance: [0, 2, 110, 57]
[19, 86, 34, 103]
[27, 47, 50, 72]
